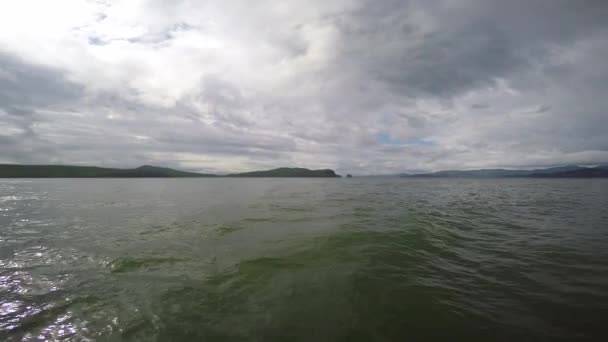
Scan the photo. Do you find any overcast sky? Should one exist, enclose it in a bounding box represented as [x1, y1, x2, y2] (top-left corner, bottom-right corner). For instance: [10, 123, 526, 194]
[1, 0, 607, 174]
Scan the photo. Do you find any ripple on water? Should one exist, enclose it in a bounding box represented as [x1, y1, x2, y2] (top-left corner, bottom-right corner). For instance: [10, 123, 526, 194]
[1, 179, 607, 341]
[109, 257, 184, 273]
[0, 243, 111, 341]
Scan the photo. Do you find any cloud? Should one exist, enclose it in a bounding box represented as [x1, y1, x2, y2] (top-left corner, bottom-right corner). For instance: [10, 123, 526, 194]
[0, 0, 607, 173]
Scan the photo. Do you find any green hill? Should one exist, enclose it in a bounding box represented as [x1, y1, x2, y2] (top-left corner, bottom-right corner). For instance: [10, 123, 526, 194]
[0, 164, 216, 178]
[227, 167, 340, 177]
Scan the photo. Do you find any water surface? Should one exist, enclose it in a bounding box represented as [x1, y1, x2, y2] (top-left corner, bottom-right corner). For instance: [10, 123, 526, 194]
[1, 178, 607, 341]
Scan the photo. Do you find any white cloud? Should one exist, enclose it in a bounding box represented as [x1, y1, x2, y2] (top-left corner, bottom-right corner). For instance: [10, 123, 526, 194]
[0, 0, 607, 173]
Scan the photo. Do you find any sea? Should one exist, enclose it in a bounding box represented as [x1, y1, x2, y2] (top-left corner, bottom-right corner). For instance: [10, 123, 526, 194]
[1, 178, 607, 341]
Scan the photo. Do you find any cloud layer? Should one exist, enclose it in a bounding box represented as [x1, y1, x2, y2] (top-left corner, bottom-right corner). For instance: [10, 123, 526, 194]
[1, 0, 607, 174]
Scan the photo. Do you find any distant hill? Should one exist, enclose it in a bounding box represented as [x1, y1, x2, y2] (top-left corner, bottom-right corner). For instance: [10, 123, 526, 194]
[405, 165, 608, 178]
[0, 165, 341, 178]
[227, 167, 340, 177]
[0, 164, 216, 178]
[408, 168, 525, 178]
[526, 167, 608, 178]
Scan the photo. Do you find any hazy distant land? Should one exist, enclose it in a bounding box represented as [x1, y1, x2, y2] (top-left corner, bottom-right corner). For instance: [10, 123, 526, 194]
[404, 165, 608, 178]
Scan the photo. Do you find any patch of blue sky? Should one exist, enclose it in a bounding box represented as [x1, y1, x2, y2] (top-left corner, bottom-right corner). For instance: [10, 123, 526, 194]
[376, 132, 435, 146]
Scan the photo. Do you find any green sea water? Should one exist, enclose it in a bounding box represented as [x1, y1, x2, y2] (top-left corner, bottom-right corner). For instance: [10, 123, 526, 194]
[1, 178, 607, 341]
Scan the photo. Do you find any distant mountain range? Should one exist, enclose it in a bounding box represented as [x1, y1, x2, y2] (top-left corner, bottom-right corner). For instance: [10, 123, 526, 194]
[0, 165, 341, 178]
[404, 165, 608, 178]
[3, 164, 607, 179]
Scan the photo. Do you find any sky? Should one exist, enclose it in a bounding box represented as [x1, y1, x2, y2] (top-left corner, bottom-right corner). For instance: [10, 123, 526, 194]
[0, 0, 607, 174]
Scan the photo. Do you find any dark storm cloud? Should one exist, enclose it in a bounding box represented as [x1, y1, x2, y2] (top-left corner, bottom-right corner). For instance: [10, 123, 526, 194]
[0, 53, 83, 109]
[324, 0, 608, 98]
[0, 54, 86, 164]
